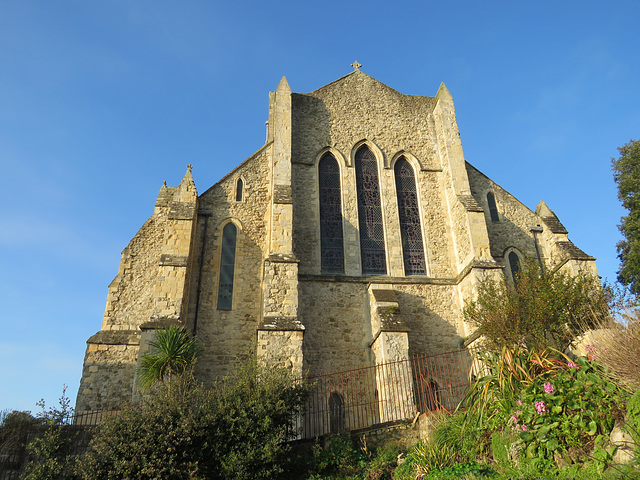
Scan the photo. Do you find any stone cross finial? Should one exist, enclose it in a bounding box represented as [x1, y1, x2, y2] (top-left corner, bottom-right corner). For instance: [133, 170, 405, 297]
[351, 61, 362, 72]
[187, 164, 193, 172]
[163, 180, 167, 187]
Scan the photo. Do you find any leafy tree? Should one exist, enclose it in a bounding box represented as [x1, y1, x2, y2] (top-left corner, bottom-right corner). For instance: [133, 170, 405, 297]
[81, 360, 311, 480]
[21, 387, 81, 480]
[137, 325, 200, 390]
[612, 139, 640, 296]
[464, 260, 609, 352]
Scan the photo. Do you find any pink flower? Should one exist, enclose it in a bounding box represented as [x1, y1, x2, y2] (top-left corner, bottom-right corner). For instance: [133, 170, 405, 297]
[521, 424, 528, 431]
[567, 361, 578, 368]
[511, 414, 518, 423]
[535, 401, 546, 415]
[517, 400, 523, 405]
[543, 382, 554, 394]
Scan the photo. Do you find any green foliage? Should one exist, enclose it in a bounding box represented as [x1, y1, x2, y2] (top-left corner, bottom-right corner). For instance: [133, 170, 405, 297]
[305, 435, 401, 480]
[137, 325, 201, 390]
[613, 139, 640, 296]
[627, 389, 640, 452]
[21, 387, 80, 480]
[464, 260, 608, 353]
[82, 360, 311, 480]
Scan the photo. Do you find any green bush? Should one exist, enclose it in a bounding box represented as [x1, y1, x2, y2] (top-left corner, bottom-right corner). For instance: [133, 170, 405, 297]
[464, 260, 608, 353]
[21, 387, 80, 480]
[81, 360, 311, 480]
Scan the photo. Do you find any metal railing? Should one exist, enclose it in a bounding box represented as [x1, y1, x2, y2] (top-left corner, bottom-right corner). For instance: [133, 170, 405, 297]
[297, 348, 480, 439]
[0, 348, 482, 476]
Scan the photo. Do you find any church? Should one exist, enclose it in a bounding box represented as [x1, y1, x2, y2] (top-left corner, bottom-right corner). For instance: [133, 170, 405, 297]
[76, 65, 597, 413]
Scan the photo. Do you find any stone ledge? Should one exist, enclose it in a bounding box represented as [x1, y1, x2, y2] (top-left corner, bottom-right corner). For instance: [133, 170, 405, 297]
[273, 184, 292, 204]
[457, 194, 484, 212]
[87, 330, 140, 346]
[140, 318, 183, 331]
[168, 202, 196, 220]
[159, 254, 189, 267]
[258, 316, 305, 331]
[266, 253, 299, 264]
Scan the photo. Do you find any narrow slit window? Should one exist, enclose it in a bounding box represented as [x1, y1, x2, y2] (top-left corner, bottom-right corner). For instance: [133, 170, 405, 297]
[487, 192, 499, 222]
[355, 146, 386, 275]
[217, 223, 237, 310]
[319, 154, 345, 274]
[395, 157, 426, 275]
[236, 178, 243, 202]
[508, 251, 520, 283]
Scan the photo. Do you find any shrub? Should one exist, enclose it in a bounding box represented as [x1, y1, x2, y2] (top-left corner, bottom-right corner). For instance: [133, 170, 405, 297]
[464, 260, 609, 353]
[81, 360, 311, 480]
[21, 387, 81, 480]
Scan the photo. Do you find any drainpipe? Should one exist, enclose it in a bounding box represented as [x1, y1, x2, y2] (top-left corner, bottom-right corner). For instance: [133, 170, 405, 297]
[529, 225, 544, 275]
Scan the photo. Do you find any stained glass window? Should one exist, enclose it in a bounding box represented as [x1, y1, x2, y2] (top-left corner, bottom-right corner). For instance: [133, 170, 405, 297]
[319, 154, 344, 274]
[217, 223, 237, 310]
[236, 178, 243, 202]
[395, 157, 426, 275]
[487, 191, 499, 222]
[508, 251, 520, 283]
[355, 147, 387, 275]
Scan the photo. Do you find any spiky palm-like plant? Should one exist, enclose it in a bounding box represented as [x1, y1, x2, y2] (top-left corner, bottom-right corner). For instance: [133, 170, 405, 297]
[137, 325, 200, 391]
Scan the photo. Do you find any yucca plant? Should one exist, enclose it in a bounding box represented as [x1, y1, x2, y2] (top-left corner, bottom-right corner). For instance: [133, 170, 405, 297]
[137, 325, 201, 391]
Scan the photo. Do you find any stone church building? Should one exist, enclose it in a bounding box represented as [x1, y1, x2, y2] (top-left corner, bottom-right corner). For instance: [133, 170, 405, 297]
[76, 67, 596, 413]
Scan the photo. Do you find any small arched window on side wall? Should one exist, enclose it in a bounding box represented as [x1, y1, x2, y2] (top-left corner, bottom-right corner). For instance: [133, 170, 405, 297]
[319, 153, 345, 274]
[236, 178, 243, 202]
[507, 250, 521, 283]
[487, 191, 500, 222]
[328, 392, 345, 433]
[217, 223, 237, 310]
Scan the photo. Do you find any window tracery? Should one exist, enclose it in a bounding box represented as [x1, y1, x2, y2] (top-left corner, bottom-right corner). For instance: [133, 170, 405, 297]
[355, 146, 386, 275]
[394, 157, 426, 275]
[319, 154, 344, 274]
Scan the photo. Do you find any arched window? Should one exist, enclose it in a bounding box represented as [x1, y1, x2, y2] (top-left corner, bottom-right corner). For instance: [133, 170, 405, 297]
[355, 146, 386, 275]
[508, 251, 521, 283]
[319, 154, 344, 274]
[328, 392, 345, 433]
[395, 157, 426, 275]
[487, 191, 499, 222]
[236, 178, 243, 202]
[217, 223, 237, 310]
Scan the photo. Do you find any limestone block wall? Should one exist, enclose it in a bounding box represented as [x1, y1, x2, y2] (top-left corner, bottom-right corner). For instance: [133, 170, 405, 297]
[466, 163, 539, 263]
[101, 218, 164, 331]
[188, 145, 272, 381]
[257, 330, 304, 378]
[291, 72, 460, 278]
[76, 332, 139, 411]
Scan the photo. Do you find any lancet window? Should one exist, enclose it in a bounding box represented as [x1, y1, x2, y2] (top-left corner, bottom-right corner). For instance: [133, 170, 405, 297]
[487, 191, 499, 222]
[236, 178, 243, 202]
[508, 251, 521, 283]
[319, 153, 345, 274]
[217, 222, 237, 310]
[394, 157, 426, 275]
[355, 146, 387, 275]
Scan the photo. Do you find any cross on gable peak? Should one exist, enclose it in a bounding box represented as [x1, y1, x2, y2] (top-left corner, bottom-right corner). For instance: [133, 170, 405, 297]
[351, 61, 362, 72]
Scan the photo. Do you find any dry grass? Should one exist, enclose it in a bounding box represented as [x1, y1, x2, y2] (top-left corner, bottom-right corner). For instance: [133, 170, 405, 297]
[577, 310, 640, 391]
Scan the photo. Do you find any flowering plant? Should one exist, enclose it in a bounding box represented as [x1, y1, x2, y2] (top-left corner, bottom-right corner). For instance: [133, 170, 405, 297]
[502, 356, 622, 466]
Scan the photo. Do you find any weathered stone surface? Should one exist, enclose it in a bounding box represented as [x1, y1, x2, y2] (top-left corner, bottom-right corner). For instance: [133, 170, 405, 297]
[76, 71, 597, 416]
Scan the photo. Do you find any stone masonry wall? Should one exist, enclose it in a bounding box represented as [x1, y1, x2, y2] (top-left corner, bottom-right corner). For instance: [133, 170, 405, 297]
[291, 72, 458, 278]
[466, 163, 539, 263]
[188, 145, 272, 381]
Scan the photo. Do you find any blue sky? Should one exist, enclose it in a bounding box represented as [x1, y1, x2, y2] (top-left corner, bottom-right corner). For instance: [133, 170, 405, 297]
[1, 0, 638, 413]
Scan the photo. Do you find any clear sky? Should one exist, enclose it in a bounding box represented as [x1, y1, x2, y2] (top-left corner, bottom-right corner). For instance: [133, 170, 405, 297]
[1, 0, 638, 413]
